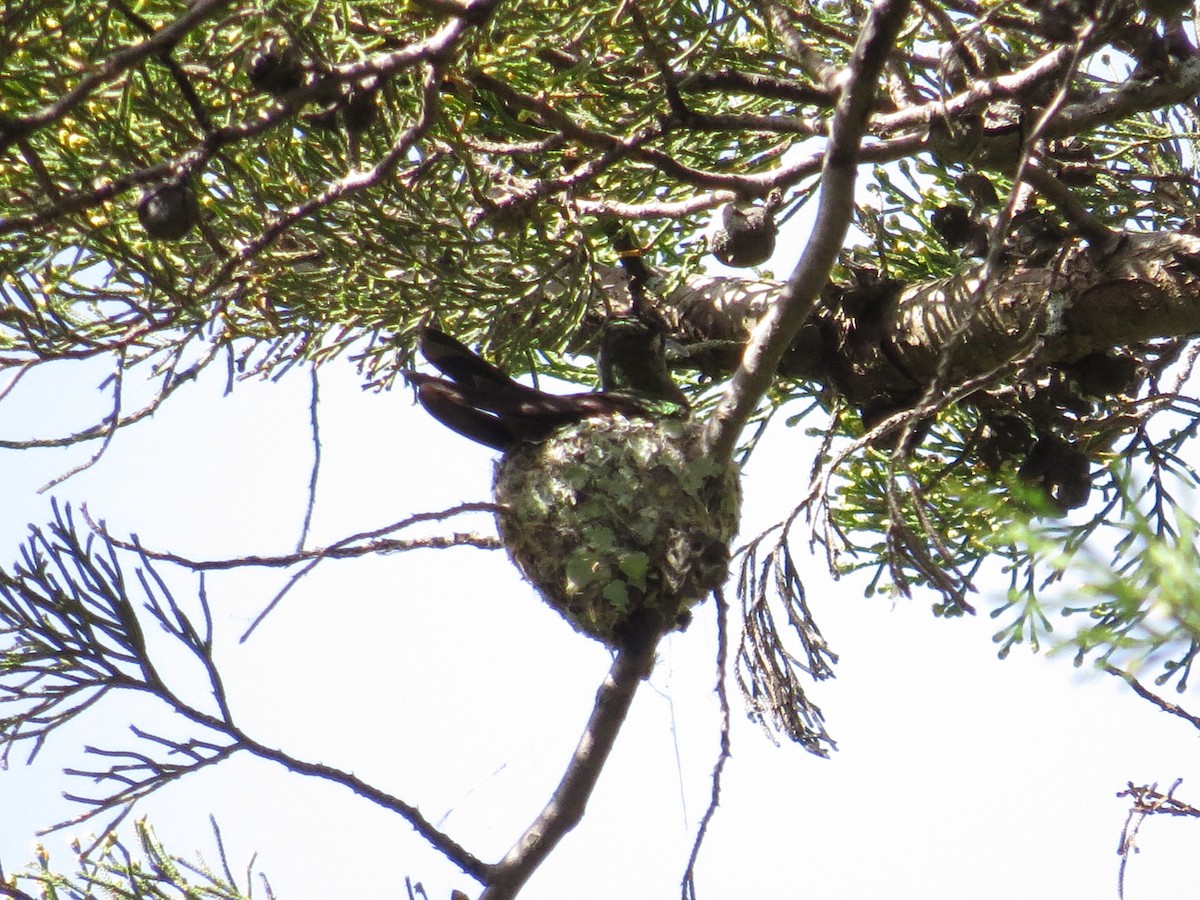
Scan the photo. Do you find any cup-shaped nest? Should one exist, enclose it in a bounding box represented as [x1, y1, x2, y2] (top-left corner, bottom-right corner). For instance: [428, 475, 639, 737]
[493, 413, 741, 647]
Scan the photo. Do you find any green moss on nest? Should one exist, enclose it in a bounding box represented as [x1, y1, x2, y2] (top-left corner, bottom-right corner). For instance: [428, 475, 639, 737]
[493, 413, 741, 647]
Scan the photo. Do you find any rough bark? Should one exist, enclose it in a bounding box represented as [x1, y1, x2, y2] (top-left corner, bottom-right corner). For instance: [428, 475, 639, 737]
[656, 230, 1200, 408]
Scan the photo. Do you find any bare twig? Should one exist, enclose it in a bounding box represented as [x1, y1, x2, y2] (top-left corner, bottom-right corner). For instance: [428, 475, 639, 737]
[479, 638, 659, 900]
[223, 729, 492, 883]
[0, 333, 223, 451]
[79, 500, 500, 641]
[681, 588, 733, 899]
[82, 502, 501, 572]
[299, 364, 322, 551]
[38, 350, 127, 492]
[0, 883, 40, 900]
[1115, 779, 1200, 899]
[1102, 663, 1200, 730]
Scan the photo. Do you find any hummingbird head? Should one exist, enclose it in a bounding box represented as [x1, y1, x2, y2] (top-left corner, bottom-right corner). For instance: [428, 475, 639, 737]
[598, 315, 689, 410]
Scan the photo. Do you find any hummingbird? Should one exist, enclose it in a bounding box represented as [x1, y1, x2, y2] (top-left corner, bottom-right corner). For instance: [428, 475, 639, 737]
[403, 315, 690, 451]
[404, 315, 737, 652]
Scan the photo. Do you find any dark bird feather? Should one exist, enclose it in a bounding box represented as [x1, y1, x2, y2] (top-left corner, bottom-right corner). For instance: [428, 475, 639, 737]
[403, 324, 680, 451]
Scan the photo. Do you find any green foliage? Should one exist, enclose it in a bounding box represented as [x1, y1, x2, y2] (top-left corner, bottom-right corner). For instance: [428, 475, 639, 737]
[986, 471, 1200, 689]
[0, 0, 809, 384]
[8, 0, 1200, 888]
[6, 817, 269, 900]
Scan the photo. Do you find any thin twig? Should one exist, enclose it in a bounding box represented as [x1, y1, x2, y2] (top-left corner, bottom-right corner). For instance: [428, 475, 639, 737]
[0, 883, 40, 900]
[681, 588, 733, 899]
[299, 364, 322, 551]
[82, 502, 500, 571]
[38, 349, 126, 492]
[1102, 663, 1200, 730]
[1115, 779, 1200, 899]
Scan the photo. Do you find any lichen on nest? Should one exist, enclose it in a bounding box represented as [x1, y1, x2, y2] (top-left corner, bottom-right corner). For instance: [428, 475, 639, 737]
[493, 413, 741, 648]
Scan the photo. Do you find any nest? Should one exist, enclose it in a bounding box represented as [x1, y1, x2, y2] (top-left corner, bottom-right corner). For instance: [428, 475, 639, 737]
[493, 413, 741, 648]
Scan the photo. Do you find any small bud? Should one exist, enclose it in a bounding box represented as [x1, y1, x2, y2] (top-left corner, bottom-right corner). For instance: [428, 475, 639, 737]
[707, 200, 777, 268]
[245, 37, 304, 95]
[137, 181, 196, 241]
[341, 86, 378, 133]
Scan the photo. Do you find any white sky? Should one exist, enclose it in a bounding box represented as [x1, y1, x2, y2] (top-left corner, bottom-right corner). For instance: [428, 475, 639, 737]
[8, 11, 1199, 899]
[2, 325, 1200, 900]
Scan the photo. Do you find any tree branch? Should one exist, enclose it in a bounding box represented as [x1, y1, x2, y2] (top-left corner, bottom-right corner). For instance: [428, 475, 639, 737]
[479, 639, 659, 899]
[0, 0, 234, 155]
[702, 0, 914, 462]
[84, 503, 501, 572]
[1102, 662, 1200, 731]
[0, 501, 491, 881]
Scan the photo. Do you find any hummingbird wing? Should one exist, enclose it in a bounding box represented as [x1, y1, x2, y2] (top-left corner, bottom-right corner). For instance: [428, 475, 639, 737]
[403, 372, 518, 451]
[405, 370, 656, 447]
[419, 329, 529, 393]
[407, 328, 657, 450]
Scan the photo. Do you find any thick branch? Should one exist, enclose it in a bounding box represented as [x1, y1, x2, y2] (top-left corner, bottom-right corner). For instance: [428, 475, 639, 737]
[702, 0, 913, 461]
[891, 233, 1200, 375]
[661, 230, 1200, 399]
[479, 639, 658, 899]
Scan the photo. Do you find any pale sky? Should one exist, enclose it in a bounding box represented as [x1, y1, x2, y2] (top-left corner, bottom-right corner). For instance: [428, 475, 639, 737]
[3, 334, 1200, 900]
